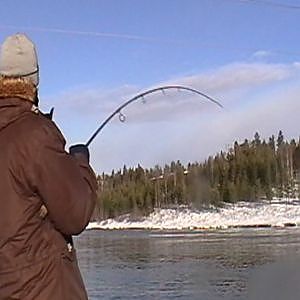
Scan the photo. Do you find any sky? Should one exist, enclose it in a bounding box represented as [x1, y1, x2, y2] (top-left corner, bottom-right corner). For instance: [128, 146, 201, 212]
[1, 0, 300, 173]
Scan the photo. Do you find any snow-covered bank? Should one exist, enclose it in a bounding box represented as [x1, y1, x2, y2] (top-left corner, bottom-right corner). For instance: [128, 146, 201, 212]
[87, 199, 300, 230]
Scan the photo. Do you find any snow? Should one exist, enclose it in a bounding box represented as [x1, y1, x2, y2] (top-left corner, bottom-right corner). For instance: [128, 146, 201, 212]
[86, 199, 300, 230]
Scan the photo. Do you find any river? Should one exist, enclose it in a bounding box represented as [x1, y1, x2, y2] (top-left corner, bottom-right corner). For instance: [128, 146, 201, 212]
[75, 228, 300, 300]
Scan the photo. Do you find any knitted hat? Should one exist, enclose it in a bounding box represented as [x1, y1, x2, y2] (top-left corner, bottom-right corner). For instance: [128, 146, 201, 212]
[0, 33, 39, 86]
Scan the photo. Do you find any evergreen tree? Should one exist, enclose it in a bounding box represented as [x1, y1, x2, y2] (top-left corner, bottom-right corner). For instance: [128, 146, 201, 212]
[93, 131, 300, 220]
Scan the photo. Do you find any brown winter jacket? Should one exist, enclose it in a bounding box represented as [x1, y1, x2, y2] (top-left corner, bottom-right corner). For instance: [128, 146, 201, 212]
[0, 97, 97, 299]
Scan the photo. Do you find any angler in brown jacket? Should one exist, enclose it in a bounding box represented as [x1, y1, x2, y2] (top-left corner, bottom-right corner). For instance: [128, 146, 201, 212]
[0, 34, 97, 299]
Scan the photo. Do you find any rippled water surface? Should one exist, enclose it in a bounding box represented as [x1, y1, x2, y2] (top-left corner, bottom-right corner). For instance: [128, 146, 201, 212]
[75, 228, 300, 300]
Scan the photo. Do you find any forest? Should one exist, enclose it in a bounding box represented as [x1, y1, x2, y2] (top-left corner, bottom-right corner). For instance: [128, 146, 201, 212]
[92, 131, 300, 220]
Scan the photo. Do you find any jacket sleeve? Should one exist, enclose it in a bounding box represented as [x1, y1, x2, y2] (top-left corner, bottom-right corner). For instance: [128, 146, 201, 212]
[28, 119, 97, 235]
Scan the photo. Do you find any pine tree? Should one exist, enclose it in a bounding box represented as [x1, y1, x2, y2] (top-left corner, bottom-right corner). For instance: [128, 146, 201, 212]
[94, 131, 300, 220]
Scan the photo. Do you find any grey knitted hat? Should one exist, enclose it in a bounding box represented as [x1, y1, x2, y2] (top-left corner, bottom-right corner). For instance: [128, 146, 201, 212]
[0, 33, 39, 86]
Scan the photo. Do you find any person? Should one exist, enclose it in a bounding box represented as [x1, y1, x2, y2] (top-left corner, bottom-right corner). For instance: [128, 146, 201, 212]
[0, 33, 97, 299]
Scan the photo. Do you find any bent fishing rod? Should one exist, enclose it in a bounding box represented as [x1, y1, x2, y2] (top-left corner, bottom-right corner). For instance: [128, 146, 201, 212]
[85, 85, 223, 147]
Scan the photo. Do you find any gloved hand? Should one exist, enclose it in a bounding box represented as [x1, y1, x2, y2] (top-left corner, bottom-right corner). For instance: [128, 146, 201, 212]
[69, 144, 90, 164]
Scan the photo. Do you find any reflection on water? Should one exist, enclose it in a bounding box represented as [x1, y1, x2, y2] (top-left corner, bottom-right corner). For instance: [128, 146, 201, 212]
[74, 228, 300, 300]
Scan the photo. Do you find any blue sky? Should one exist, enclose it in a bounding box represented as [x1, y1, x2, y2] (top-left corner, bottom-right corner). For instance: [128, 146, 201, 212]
[1, 0, 300, 173]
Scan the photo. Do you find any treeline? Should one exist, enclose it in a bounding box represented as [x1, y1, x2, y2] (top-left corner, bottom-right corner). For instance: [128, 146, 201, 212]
[93, 131, 300, 220]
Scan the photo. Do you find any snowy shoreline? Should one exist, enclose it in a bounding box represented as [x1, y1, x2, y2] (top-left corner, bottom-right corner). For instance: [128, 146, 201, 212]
[86, 199, 300, 230]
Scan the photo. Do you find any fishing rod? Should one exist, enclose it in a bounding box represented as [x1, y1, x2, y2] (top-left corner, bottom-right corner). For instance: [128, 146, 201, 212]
[85, 85, 223, 147]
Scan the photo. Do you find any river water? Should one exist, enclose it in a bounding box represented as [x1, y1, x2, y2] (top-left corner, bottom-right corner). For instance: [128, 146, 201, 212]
[75, 228, 300, 300]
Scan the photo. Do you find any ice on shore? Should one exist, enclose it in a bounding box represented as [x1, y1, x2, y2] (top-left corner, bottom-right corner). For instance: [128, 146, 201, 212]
[87, 199, 300, 230]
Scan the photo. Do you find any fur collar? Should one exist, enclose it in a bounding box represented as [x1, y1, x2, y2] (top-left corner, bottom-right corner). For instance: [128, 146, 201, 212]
[0, 77, 37, 103]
